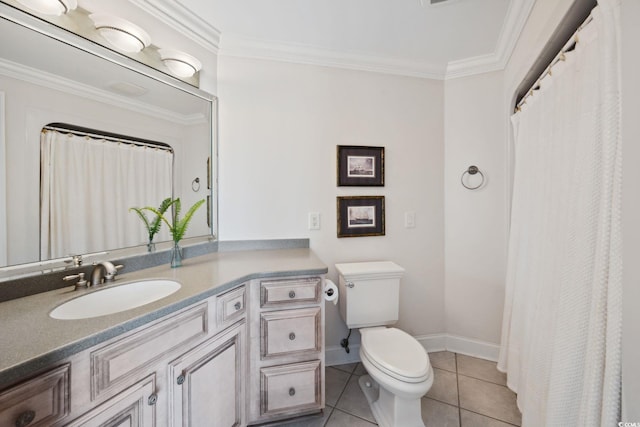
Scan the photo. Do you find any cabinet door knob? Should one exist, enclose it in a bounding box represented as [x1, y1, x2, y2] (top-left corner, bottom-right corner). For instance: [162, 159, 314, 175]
[15, 410, 36, 427]
[288, 290, 296, 299]
[234, 301, 241, 310]
[289, 332, 296, 340]
[177, 374, 185, 385]
[148, 393, 158, 406]
[289, 387, 296, 396]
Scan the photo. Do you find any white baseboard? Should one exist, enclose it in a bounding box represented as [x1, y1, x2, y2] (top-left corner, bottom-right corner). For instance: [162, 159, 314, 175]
[444, 334, 500, 362]
[325, 343, 361, 366]
[325, 333, 499, 366]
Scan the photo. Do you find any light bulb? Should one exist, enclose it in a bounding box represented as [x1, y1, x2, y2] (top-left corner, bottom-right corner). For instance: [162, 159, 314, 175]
[16, 0, 77, 16]
[159, 49, 202, 78]
[89, 14, 151, 53]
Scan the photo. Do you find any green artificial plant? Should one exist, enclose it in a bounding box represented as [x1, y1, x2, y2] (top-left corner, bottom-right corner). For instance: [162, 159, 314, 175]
[129, 197, 173, 244]
[143, 198, 206, 243]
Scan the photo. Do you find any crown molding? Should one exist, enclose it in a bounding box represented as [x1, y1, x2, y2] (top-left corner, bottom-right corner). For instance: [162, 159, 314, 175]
[445, 0, 535, 79]
[0, 58, 205, 125]
[220, 34, 446, 80]
[128, 0, 221, 54]
[216, 0, 534, 80]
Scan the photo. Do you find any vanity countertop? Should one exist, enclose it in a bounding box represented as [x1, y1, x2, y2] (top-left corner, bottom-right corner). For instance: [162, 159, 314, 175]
[0, 248, 327, 387]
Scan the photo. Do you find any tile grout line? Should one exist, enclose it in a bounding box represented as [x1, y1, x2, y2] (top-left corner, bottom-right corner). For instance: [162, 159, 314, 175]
[455, 352, 462, 427]
[457, 371, 511, 388]
[328, 364, 376, 426]
[459, 408, 521, 427]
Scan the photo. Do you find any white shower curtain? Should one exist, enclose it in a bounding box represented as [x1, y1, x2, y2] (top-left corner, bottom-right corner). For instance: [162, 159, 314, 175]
[41, 130, 172, 259]
[498, 1, 622, 426]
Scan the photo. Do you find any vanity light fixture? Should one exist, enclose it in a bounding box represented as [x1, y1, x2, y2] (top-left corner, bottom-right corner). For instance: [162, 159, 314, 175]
[158, 49, 202, 78]
[89, 14, 151, 53]
[16, 0, 77, 15]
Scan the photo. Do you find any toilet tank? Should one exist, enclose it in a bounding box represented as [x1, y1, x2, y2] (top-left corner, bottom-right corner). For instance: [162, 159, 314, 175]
[335, 261, 405, 329]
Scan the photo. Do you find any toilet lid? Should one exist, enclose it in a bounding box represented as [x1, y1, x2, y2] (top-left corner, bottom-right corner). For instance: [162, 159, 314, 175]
[361, 327, 430, 383]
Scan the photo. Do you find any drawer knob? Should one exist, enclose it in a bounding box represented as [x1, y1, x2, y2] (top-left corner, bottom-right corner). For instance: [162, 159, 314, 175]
[234, 301, 242, 310]
[289, 387, 296, 396]
[148, 393, 158, 406]
[289, 332, 296, 340]
[289, 290, 296, 299]
[177, 374, 185, 385]
[15, 410, 36, 427]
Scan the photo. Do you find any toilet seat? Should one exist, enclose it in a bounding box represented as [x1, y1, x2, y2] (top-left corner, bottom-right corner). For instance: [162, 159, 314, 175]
[360, 327, 431, 383]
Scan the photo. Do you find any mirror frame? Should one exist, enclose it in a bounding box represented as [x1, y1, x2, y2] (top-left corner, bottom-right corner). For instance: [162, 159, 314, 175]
[0, 3, 218, 279]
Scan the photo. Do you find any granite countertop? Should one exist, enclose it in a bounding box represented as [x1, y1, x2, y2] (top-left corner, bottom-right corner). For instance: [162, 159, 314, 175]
[0, 248, 327, 387]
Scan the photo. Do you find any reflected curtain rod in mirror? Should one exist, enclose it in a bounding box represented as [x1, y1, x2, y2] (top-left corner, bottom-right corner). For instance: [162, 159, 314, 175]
[0, 2, 217, 278]
[43, 123, 174, 152]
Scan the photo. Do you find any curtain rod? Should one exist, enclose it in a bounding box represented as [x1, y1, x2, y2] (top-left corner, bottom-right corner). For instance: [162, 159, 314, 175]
[42, 123, 174, 153]
[515, 11, 595, 113]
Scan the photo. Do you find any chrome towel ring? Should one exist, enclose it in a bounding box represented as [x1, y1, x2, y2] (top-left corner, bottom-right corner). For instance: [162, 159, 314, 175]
[461, 165, 484, 190]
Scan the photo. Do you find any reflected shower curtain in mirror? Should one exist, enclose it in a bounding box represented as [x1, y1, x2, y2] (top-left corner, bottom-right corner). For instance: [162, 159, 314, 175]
[40, 130, 172, 259]
[498, 1, 622, 426]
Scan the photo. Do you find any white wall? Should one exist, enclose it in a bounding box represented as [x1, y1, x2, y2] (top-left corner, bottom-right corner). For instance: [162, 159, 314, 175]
[443, 70, 507, 351]
[217, 56, 445, 356]
[620, 0, 640, 419]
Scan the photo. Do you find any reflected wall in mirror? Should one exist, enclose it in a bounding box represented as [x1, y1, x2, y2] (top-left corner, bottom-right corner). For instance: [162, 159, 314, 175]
[0, 4, 216, 269]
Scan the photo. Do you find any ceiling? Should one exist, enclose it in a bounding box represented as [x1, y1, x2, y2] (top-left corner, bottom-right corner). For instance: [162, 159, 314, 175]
[175, 0, 535, 79]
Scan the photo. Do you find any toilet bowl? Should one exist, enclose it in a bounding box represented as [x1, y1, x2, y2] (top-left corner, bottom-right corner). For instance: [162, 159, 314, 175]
[358, 327, 433, 427]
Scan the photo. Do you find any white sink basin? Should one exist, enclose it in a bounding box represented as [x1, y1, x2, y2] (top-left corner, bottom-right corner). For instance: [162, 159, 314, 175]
[50, 279, 181, 320]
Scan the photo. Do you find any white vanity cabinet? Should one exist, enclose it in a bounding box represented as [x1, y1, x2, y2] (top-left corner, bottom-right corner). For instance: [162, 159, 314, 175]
[0, 272, 325, 427]
[247, 276, 325, 425]
[0, 283, 248, 427]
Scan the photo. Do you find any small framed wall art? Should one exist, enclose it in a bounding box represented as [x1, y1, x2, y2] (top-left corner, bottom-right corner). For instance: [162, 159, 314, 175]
[337, 145, 385, 186]
[337, 196, 385, 238]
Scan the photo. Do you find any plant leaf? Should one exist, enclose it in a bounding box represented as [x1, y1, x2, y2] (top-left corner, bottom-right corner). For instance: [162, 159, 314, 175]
[129, 207, 153, 240]
[174, 199, 205, 242]
[148, 197, 173, 239]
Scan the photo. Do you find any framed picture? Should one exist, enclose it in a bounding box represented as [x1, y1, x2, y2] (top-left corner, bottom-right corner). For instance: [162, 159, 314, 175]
[337, 145, 384, 186]
[337, 196, 385, 238]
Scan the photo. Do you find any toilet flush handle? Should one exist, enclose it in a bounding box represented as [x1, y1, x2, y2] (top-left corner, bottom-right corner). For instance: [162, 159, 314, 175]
[346, 281, 355, 288]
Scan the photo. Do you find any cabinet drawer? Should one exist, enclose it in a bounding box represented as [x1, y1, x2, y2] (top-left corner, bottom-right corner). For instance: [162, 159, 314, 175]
[91, 302, 208, 401]
[0, 364, 70, 427]
[216, 284, 245, 328]
[260, 360, 321, 417]
[260, 277, 321, 307]
[260, 307, 321, 359]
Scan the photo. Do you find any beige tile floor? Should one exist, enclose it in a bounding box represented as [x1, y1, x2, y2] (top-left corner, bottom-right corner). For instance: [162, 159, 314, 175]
[279, 351, 521, 427]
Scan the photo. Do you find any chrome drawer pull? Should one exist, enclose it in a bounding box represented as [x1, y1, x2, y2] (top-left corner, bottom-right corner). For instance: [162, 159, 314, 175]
[289, 387, 296, 396]
[15, 410, 36, 427]
[289, 332, 296, 340]
[288, 290, 296, 299]
[234, 301, 241, 310]
[148, 393, 158, 405]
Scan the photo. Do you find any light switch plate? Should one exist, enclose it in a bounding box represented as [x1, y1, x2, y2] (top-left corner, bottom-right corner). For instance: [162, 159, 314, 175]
[308, 212, 320, 230]
[405, 211, 416, 228]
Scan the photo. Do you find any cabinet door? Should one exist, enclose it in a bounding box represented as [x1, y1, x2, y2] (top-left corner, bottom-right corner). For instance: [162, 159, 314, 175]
[169, 321, 245, 427]
[66, 375, 156, 427]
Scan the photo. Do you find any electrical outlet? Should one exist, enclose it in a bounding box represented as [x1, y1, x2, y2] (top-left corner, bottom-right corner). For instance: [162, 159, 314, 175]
[405, 211, 416, 228]
[308, 212, 320, 230]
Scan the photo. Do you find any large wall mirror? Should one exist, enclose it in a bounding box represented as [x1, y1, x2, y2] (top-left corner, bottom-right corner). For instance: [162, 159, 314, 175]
[0, 4, 216, 272]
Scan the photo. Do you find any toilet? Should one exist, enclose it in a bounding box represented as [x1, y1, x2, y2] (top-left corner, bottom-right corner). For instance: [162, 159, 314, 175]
[335, 261, 433, 427]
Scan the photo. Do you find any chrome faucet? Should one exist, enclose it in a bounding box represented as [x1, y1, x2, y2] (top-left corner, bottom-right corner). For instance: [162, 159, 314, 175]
[89, 261, 123, 286]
